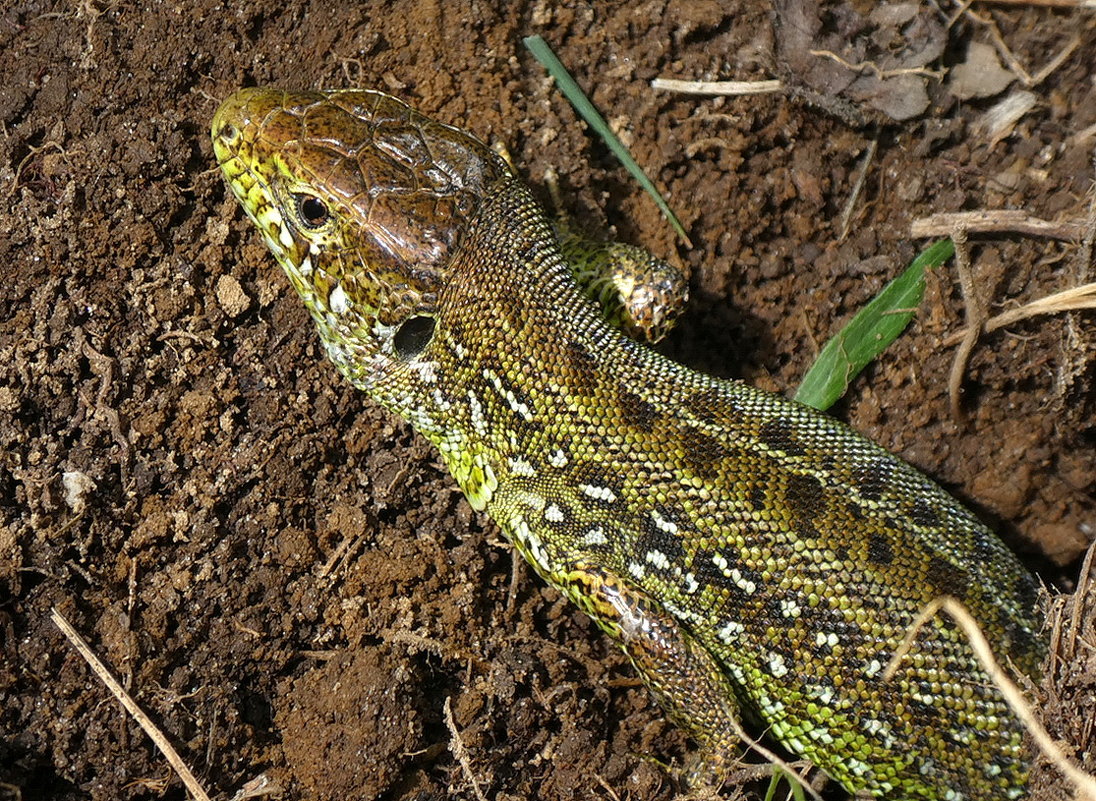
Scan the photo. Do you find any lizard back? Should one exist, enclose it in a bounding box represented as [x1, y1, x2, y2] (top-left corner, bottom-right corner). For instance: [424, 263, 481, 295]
[436, 178, 1043, 798]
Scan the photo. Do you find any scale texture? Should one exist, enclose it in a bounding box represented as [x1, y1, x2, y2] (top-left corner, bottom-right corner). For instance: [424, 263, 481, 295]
[211, 87, 1045, 800]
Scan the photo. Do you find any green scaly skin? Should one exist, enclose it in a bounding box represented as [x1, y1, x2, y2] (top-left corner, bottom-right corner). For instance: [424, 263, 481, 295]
[211, 87, 1045, 800]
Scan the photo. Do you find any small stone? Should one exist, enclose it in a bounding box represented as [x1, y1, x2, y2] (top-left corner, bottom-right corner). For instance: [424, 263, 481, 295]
[949, 42, 1014, 100]
[215, 273, 250, 318]
[62, 470, 97, 514]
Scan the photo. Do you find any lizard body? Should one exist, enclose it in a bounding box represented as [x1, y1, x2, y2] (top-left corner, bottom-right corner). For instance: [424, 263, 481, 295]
[211, 87, 1045, 800]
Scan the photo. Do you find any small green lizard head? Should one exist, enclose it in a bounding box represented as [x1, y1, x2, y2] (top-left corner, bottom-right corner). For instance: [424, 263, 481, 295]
[211, 87, 511, 383]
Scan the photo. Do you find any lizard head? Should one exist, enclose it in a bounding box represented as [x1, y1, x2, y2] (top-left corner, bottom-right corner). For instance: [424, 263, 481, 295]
[211, 87, 511, 385]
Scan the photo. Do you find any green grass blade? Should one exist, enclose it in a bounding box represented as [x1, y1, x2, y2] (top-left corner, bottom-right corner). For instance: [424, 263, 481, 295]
[523, 35, 692, 247]
[794, 239, 955, 411]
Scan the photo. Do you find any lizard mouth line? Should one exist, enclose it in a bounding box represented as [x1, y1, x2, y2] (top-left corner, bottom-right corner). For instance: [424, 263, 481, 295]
[211, 117, 306, 280]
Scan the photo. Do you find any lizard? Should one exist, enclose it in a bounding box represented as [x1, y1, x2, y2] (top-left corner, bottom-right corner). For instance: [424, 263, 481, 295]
[210, 87, 1046, 800]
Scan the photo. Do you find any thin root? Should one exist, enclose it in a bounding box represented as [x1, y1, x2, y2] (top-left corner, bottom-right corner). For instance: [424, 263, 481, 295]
[948, 228, 984, 424]
[444, 695, 489, 801]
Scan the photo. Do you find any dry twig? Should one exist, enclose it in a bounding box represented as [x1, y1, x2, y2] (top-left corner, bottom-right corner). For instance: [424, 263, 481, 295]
[1065, 542, 1096, 660]
[884, 597, 1096, 801]
[50, 608, 213, 801]
[960, 4, 1085, 87]
[911, 210, 1086, 241]
[592, 773, 624, 801]
[651, 78, 784, 96]
[723, 716, 824, 801]
[941, 281, 1096, 346]
[839, 138, 878, 242]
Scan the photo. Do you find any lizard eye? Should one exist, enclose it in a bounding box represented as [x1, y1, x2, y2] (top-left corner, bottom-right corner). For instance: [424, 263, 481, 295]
[216, 122, 238, 143]
[293, 193, 330, 229]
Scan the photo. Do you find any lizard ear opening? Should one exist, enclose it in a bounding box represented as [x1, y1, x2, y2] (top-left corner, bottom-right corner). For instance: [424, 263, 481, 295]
[394, 315, 436, 361]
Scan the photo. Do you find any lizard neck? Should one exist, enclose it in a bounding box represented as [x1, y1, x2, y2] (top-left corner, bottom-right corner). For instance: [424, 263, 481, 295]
[325, 177, 624, 511]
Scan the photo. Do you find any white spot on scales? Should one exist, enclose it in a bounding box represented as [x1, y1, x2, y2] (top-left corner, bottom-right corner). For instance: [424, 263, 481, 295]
[507, 457, 537, 477]
[580, 484, 617, 503]
[328, 283, 349, 314]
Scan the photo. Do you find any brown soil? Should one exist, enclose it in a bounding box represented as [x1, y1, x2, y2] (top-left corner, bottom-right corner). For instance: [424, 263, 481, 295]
[1, 2, 1094, 800]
